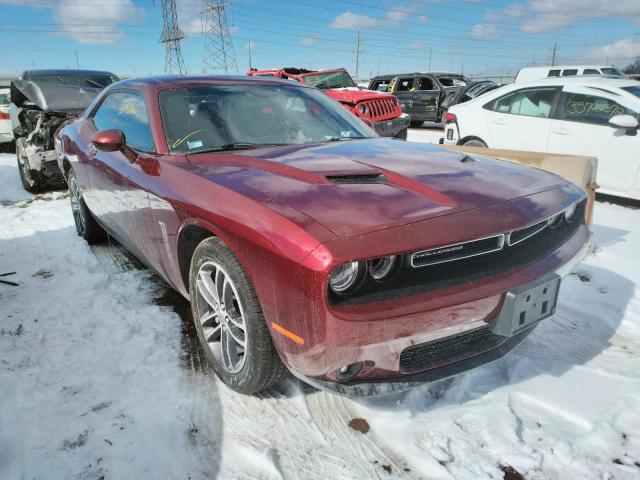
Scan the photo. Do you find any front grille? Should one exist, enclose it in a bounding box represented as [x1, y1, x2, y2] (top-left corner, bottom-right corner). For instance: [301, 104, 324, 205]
[411, 234, 504, 267]
[331, 199, 586, 306]
[508, 219, 548, 246]
[399, 325, 505, 373]
[360, 98, 398, 121]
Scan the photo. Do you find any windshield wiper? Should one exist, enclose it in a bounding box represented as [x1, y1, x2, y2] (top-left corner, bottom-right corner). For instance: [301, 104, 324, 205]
[325, 136, 369, 142]
[205, 142, 289, 152]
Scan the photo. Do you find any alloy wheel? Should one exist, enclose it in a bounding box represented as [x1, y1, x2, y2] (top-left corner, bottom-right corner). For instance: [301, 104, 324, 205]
[195, 260, 248, 373]
[69, 177, 86, 235]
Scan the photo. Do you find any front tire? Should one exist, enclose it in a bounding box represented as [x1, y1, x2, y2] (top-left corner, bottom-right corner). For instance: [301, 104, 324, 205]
[189, 237, 287, 394]
[16, 138, 47, 193]
[68, 169, 107, 244]
[461, 138, 488, 148]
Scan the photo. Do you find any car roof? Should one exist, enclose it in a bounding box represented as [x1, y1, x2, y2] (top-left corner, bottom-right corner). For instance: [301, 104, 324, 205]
[370, 72, 465, 80]
[112, 74, 311, 90]
[515, 76, 639, 88]
[21, 69, 117, 78]
[519, 65, 619, 70]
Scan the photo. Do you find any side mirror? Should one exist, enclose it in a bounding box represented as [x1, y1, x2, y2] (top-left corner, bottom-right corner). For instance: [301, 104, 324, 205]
[92, 129, 125, 152]
[609, 114, 639, 130]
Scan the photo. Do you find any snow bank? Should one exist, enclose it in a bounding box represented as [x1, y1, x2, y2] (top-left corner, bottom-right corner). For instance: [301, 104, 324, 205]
[0, 154, 639, 479]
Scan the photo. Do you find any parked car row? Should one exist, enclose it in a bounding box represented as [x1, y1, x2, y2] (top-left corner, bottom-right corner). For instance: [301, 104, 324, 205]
[2, 64, 633, 397]
[442, 76, 640, 200]
[247, 67, 410, 139]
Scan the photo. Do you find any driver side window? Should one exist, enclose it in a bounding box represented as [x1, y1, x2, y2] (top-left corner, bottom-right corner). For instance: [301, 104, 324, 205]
[559, 92, 634, 126]
[92, 92, 155, 152]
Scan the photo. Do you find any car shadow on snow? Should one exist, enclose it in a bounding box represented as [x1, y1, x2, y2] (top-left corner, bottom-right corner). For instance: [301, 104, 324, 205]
[0, 226, 224, 479]
[358, 263, 634, 413]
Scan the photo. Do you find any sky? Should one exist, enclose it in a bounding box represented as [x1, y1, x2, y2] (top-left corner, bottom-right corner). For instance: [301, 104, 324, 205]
[1, 0, 639, 79]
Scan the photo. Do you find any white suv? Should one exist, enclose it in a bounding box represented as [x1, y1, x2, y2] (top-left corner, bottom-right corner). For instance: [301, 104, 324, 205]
[443, 77, 640, 200]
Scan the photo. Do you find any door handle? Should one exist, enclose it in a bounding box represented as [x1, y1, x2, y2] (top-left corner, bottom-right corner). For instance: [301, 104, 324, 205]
[552, 127, 571, 136]
[492, 118, 507, 125]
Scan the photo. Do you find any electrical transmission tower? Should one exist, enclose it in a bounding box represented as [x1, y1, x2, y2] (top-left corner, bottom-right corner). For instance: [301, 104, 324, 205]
[159, 0, 187, 75]
[202, 0, 238, 74]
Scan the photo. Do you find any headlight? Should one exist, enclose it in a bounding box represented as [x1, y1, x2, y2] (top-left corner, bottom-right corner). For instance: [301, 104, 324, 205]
[329, 261, 366, 295]
[564, 203, 577, 222]
[357, 104, 369, 115]
[368, 255, 399, 282]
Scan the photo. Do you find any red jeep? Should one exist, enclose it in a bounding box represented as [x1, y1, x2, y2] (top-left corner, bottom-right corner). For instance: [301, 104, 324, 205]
[247, 67, 410, 139]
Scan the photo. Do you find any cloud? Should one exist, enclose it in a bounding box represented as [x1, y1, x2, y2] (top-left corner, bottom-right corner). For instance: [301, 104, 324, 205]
[521, 0, 640, 33]
[585, 38, 640, 61]
[330, 11, 378, 29]
[299, 36, 318, 46]
[470, 23, 506, 38]
[2, 0, 145, 44]
[53, 0, 144, 44]
[386, 8, 410, 24]
[407, 42, 425, 50]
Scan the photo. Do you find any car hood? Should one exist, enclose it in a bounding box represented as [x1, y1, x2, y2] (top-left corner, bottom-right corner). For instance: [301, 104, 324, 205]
[324, 88, 394, 104]
[187, 138, 568, 238]
[10, 80, 103, 113]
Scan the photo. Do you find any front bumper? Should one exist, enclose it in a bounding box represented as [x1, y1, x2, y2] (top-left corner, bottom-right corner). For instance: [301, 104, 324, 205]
[373, 113, 410, 137]
[284, 227, 590, 397]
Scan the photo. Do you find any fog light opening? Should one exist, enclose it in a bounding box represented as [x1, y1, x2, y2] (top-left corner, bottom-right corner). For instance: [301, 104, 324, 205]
[336, 362, 364, 382]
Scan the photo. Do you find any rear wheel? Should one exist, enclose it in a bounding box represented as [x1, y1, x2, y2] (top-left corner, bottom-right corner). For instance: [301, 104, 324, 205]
[461, 138, 488, 148]
[16, 138, 47, 193]
[189, 237, 287, 394]
[68, 169, 107, 244]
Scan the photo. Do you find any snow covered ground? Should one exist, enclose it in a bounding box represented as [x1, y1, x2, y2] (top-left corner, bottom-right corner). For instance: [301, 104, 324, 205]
[407, 123, 444, 145]
[1, 152, 639, 480]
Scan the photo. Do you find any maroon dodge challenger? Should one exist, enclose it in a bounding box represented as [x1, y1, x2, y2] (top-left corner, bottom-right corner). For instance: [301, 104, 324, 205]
[55, 76, 590, 396]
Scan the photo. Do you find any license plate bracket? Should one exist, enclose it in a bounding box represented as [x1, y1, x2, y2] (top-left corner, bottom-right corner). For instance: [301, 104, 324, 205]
[490, 275, 561, 337]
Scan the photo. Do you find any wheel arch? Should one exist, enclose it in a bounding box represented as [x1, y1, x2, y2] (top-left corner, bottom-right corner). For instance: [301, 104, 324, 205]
[176, 220, 219, 294]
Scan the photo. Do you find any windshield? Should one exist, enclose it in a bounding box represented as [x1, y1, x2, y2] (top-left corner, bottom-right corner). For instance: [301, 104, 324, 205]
[159, 84, 375, 154]
[301, 71, 356, 89]
[601, 68, 624, 77]
[28, 74, 119, 89]
[622, 86, 640, 100]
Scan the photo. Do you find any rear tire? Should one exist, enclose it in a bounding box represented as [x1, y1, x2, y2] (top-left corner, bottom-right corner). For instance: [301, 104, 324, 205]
[394, 128, 408, 140]
[67, 168, 107, 244]
[461, 138, 488, 148]
[16, 138, 47, 193]
[189, 237, 287, 394]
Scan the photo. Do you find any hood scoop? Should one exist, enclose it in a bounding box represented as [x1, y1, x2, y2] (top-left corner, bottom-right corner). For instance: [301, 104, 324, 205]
[325, 172, 386, 184]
